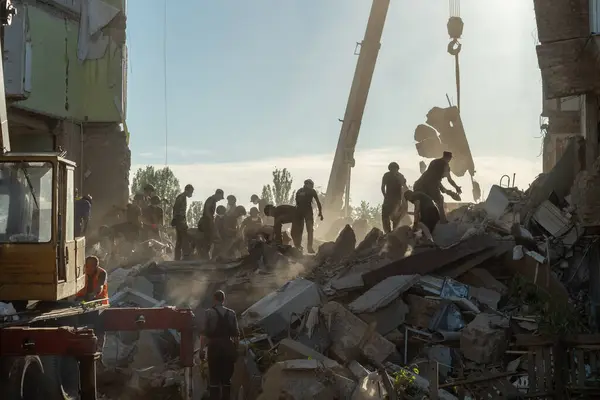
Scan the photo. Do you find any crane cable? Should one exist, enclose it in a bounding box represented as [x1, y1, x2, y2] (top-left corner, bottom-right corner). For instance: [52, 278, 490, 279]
[163, 0, 169, 166]
[447, 0, 463, 112]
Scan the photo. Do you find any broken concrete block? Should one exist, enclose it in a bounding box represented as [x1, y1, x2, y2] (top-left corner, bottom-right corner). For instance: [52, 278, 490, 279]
[277, 338, 337, 365]
[351, 372, 386, 400]
[348, 361, 370, 380]
[349, 274, 420, 314]
[240, 278, 323, 337]
[460, 313, 509, 364]
[332, 225, 357, 260]
[405, 294, 440, 329]
[354, 227, 384, 257]
[459, 268, 507, 295]
[321, 301, 396, 364]
[359, 298, 409, 336]
[469, 286, 501, 310]
[258, 360, 336, 400]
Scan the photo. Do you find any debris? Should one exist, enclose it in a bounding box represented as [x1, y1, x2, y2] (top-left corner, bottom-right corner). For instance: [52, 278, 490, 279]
[460, 313, 509, 364]
[348, 275, 420, 314]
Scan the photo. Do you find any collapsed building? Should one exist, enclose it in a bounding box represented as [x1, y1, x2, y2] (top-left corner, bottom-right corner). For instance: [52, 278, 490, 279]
[4, 0, 130, 229]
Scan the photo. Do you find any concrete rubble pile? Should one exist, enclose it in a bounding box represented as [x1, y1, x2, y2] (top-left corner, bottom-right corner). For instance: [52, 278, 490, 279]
[226, 160, 600, 399]
[98, 145, 600, 398]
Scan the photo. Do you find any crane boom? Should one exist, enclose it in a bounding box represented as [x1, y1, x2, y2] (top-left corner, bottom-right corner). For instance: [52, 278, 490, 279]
[323, 0, 390, 216]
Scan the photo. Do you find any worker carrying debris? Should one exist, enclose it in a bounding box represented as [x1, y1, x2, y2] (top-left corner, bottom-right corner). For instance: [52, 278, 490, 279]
[75, 194, 92, 237]
[264, 204, 302, 248]
[172, 184, 195, 261]
[295, 179, 323, 254]
[381, 162, 408, 233]
[414, 151, 462, 222]
[250, 194, 268, 217]
[404, 189, 440, 238]
[198, 189, 225, 259]
[75, 256, 109, 305]
[200, 290, 239, 400]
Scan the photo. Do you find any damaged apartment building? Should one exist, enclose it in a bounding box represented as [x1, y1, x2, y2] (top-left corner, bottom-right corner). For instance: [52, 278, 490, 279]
[2, 0, 130, 226]
[536, 0, 600, 174]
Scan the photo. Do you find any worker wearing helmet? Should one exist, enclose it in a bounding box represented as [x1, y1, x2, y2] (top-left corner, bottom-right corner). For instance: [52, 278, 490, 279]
[76, 256, 109, 305]
[197, 189, 225, 259]
[294, 179, 323, 253]
[172, 184, 195, 260]
[413, 151, 461, 223]
[381, 162, 407, 233]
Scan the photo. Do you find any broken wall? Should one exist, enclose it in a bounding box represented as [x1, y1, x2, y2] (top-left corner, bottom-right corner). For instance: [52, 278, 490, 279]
[58, 120, 131, 231]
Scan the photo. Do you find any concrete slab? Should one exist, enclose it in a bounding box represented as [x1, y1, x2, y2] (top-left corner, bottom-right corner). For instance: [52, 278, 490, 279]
[349, 274, 420, 314]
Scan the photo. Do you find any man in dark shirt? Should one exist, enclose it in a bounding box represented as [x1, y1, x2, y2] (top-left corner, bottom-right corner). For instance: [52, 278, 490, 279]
[381, 162, 407, 234]
[197, 189, 225, 259]
[75, 195, 92, 237]
[404, 189, 440, 236]
[172, 184, 194, 261]
[200, 290, 239, 400]
[295, 179, 323, 253]
[264, 204, 302, 248]
[413, 151, 461, 223]
[250, 194, 268, 217]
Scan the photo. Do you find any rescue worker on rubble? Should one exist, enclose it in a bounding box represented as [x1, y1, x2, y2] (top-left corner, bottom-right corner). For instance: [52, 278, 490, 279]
[263, 204, 302, 248]
[172, 184, 194, 261]
[123, 194, 144, 242]
[250, 194, 268, 217]
[295, 179, 323, 253]
[225, 195, 237, 216]
[219, 205, 247, 258]
[197, 189, 225, 259]
[75, 256, 109, 305]
[381, 162, 408, 234]
[143, 183, 156, 205]
[145, 195, 164, 240]
[200, 290, 239, 400]
[413, 151, 461, 223]
[75, 194, 93, 237]
[241, 207, 264, 246]
[404, 189, 440, 237]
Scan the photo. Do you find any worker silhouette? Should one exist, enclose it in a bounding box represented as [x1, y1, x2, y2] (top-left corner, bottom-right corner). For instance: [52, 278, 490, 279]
[381, 162, 407, 233]
[294, 179, 323, 253]
[172, 184, 194, 260]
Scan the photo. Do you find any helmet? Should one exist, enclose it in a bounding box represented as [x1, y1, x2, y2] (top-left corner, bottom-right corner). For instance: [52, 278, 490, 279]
[388, 162, 399, 171]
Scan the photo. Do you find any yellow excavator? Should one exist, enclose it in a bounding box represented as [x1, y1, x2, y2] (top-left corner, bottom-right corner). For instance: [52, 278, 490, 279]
[0, 1, 86, 305]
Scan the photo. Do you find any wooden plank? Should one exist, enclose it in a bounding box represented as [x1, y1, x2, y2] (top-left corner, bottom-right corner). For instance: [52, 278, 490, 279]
[428, 360, 439, 400]
[543, 346, 552, 392]
[536, 347, 545, 392]
[575, 349, 586, 387]
[529, 350, 537, 393]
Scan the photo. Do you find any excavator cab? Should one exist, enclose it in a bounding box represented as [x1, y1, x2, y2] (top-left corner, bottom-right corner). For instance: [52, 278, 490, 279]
[0, 153, 85, 302]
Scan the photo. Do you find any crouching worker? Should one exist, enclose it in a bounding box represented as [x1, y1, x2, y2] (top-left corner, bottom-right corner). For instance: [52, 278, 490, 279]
[263, 204, 302, 248]
[200, 290, 239, 400]
[76, 256, 109, 305]
[404, 190, 440, 239]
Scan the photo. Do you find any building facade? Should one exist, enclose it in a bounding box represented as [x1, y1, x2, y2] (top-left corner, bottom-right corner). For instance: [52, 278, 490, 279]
[3, 0, 130, 227]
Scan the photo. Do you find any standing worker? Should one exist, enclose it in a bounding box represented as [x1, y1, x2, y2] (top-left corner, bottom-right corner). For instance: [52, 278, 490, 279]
[75, 256, 109, 305]
[381, 162, 407, 234]
[200, 290, 239, 400]
[198, 189, 225, 258]
[263, 204, 302, 248]
[295, 179, 323, 253]
[172, 184, 194, 261]
[225, 195, 237, 215]
[404, 189, 440, 237]
[413, 151, 462, 223]
[75, 194, 93, 237]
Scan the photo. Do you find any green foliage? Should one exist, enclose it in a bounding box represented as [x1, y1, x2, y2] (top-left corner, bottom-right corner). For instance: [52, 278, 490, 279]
[186, 200, 204, 226]
[352, 200, 382, 229]
[131, 166, 181, 221]
[393, 366, 426, 398]
[262, 168, 294, 206]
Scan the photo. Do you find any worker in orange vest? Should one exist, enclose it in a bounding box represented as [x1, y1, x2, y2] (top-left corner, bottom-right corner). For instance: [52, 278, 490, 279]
[76, 256, 109, 305]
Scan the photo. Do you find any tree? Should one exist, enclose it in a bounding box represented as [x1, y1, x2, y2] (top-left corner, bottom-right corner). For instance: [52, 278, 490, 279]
[186, 200, 204, 225]
[352, 200, 382, 229]
[131, 166, 181, 221]
[262, 168, 294, 206]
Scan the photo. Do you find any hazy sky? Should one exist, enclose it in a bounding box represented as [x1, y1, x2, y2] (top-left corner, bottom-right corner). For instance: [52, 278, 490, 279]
[126, 0, 543, 206]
